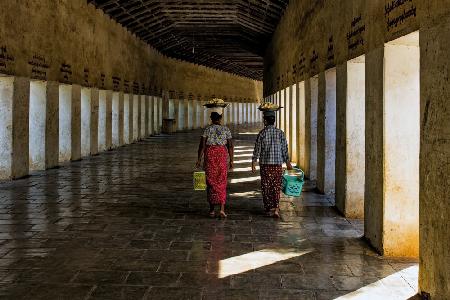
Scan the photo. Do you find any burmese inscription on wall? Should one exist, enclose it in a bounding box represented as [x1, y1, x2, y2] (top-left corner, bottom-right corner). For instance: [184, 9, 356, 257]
[60, 63, 72, 84]
[347, 15, 365, 51]
[0, 46, 15, 74]
[29, 54, 49, 80]
[385, 0, 417, 31]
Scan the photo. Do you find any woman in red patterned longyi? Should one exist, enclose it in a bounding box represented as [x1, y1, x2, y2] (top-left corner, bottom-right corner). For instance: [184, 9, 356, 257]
[196, 112, 234, 218]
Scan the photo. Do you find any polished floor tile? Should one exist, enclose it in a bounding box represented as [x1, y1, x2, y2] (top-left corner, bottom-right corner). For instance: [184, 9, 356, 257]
[0, 125, 418, 299]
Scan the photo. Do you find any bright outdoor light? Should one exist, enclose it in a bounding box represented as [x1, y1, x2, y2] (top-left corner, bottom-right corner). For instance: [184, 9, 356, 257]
[218, 248, 312, 278]
[230, 176, 260, 183]
[333, 266, 418, 300]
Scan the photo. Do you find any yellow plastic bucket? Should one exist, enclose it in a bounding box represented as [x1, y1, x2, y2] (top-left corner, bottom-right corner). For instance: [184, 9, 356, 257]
[193, 171, 206, 191]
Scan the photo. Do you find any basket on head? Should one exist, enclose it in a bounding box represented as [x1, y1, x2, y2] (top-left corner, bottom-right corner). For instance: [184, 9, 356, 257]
[203, 98, 229, 108]
[258, 102, 282, 112]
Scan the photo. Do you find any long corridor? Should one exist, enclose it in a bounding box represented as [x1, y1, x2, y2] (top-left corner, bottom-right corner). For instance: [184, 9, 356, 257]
[0, 127, 418, 300]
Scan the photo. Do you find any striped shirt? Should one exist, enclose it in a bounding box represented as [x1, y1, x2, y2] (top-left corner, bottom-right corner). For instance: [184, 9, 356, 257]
[252, 125, 289, 165]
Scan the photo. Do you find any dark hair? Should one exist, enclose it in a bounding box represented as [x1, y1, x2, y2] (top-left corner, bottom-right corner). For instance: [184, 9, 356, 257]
[210, 112, 222, 122]
[264, 116, 275, 125]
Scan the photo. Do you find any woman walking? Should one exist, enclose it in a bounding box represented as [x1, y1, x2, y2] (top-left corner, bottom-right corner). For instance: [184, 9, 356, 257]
[196, 111, 234, 218]
[252, 110, 292, 218]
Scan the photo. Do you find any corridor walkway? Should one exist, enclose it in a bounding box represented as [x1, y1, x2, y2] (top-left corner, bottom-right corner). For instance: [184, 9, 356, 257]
[0, 126, 418, 300]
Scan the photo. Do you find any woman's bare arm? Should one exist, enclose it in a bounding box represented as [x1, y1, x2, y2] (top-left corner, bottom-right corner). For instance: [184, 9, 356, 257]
[227, 139, 234, 169]
[196, 137, 207, 168]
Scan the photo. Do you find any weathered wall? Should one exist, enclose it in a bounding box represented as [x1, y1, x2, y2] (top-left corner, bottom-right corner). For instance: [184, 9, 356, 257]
[264, 0, 426, 95]
[0, 0, 262, 102]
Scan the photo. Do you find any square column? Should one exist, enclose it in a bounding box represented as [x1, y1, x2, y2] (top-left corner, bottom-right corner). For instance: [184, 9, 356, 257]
[158, 97, 163, 133]
[365, 35, 420, 257]
[80, 87, 92, 157]
[289, 85, 297, 164]
[98, 90, 107, 151]
[105, 90, 112, 149]
[296, 82, 306, 170]
[154, 96, 160, 134]
[123, 94, 131, 143]
[59, 84, 72, 162]
[335, 57, 366, 219]
[305, 77, 318, 180]
[29, 80, 59, 171]
[90, 88, 99, 155]
[148, 96, 154, 135]
[132, 95, 139, 141]
[420, 20, 450, 298]
[141, 95, 147, 137]
[0, 76, 29, 179]
[70, 85, 81, 160]
[317, 70, 337, 195]
[112, 91, 123, 147]
[192, 100, 198, 129]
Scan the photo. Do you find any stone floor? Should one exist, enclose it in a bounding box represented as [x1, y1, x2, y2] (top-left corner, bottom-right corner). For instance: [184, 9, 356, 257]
[0, 125, 419, 300]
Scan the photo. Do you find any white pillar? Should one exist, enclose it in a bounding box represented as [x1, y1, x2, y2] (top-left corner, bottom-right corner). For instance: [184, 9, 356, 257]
[90, 88, 99, 155]
[0, 76, 29, 179]
[123, 94, 130, 143]
[112, 91, 123, 147]
[296, 82, 306, 171]
[133, 95, 139, 141]
[365, 33, 419, 257]
[71, 85, 81, 160]
[148, 96, 154, 135]
[141, 95, 147, 137]
[99, 90, 108, 151]
[59, 84, 72, 162]
[29, 80, 59, 171]
[335, 56, 366, 219]
[80, 87, 92, 157]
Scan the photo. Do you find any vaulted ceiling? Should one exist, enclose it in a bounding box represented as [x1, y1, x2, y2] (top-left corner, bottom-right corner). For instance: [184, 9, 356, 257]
[88, 0, 289, 80]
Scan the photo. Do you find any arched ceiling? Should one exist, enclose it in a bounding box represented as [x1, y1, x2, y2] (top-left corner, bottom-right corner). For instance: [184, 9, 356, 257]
[87, 0, 289, 80]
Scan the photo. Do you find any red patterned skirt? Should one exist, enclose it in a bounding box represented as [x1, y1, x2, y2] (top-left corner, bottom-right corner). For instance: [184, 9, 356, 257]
[204, 146, 229, 205]
[260, 164, 283, 211]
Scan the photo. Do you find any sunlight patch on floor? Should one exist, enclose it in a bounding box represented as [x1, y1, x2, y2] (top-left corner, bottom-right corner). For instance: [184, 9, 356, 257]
[218, 248, 312, 278]
[233, 159, 253, 164]
[230, 176, 260, 184]
[234, 149, 254, 153]
[234, 153, 253, 158]
[229, 191, 259, 197]
[333, 266, 418, 300]
[232, 166, 259, 172]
